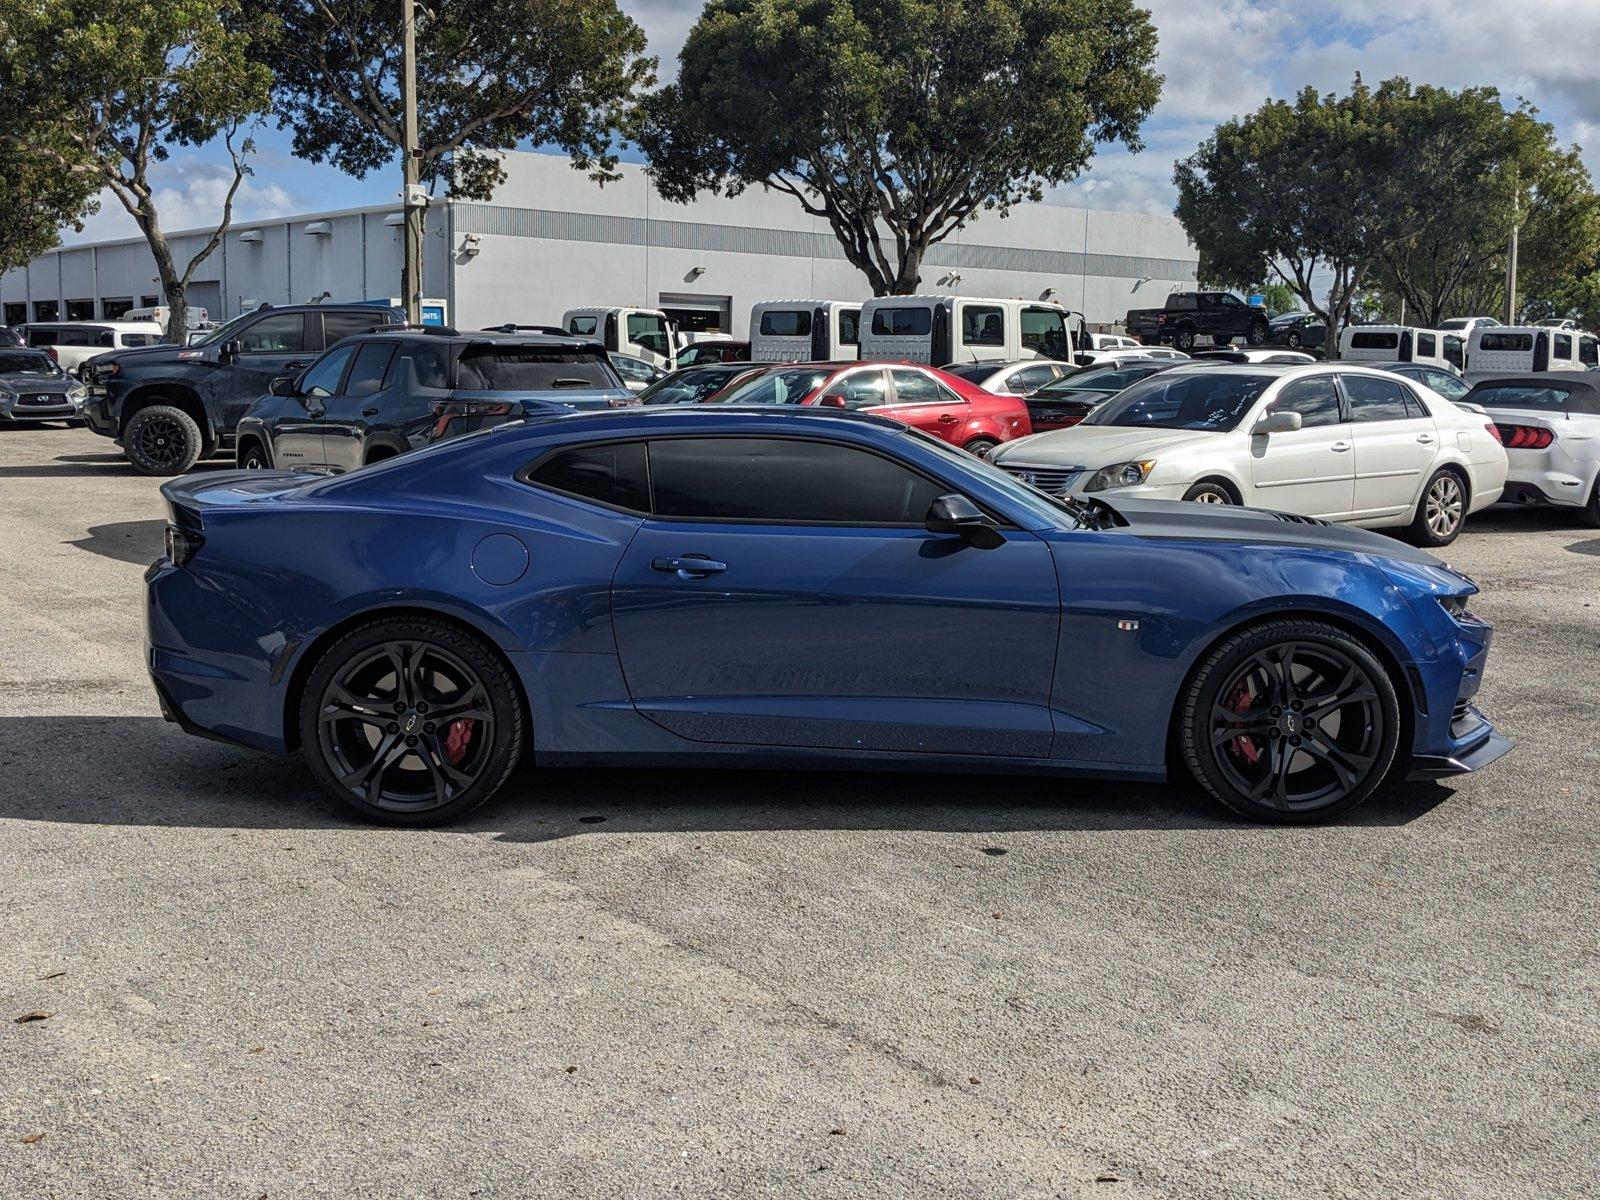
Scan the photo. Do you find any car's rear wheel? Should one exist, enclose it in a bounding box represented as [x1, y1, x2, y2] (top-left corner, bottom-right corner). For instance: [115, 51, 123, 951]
[1579, 476, 1600, 528]
[1179, 619, 1401, 823]
[1182, 479, 1237, 505]
[124, 404, 203, 475]
[1247, 320, 1269, 346]
[1405, 467, 1467, 546]
[299, 617, 526, 826]
[962, 437, 999, 458]
[1174, 327, 1196, 352]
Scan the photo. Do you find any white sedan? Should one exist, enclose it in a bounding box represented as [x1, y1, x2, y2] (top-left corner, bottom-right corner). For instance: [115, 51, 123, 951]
[1468, 373, 1600, 526]
[989, 363, 1509, 546]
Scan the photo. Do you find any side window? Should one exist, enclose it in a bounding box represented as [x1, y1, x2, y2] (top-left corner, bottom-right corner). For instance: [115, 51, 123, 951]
[1020, 307, 1069, 358]
[27, 328, 59, 347]
[344, 343, 397, 398]
[613, 356, 656, 383]
[1011, 365, 1056, 393]
[1554, 333, 1573, 360]
[301, 344, 356, 399]
[830, 368, 890, 409]
[1218, 293, 1245, 307]
[1340, 375, 1413, 422]
[837, 309, 860, 346]
[97, 330, 117, 348]
[1269, 377, 1343, 428]
[961, 305, 1004, 347]
[399, 345, 449, 389]
[1581, 337, 1599, 367]
[527, 441, 650, 512]
[568, 315, 598, 336]
[238, 314, 306, 354]
[1423, 370, 1469, 400]
[649, 437, 946, 524]
[888, 368, 947, 405]
[1443, 336, 1464, 368]
[1399, 383, 1432, 418]
[626, 313, 669, 355]
[1416, 332, 1436, 357]
[322, 312, 375, 347]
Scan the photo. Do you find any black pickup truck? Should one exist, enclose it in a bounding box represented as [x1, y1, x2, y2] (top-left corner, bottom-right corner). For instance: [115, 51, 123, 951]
[79, 302, 406, 475]
[1124, 291, 1270, 352]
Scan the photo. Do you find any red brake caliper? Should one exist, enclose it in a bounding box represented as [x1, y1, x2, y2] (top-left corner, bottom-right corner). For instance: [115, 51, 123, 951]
[1226, 680, 1262, 765]
[443, 719, 474, 765]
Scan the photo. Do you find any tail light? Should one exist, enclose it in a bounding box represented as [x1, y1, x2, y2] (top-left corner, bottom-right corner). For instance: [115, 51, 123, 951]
[1494, 423, 1554, 449]
[429, 400, 510, 440]
[164, 515, 204, 567]
[1484, 423, 1502, 444]
[1157, 313, 1169, 325]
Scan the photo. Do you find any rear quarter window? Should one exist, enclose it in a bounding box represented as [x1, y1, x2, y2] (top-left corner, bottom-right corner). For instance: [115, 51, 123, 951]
[525, 441, 650, 512]
[758, 310, 811, 337]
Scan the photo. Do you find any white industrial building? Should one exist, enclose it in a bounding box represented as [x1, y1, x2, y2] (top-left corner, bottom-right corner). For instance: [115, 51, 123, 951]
[2, 150, 1199, 335]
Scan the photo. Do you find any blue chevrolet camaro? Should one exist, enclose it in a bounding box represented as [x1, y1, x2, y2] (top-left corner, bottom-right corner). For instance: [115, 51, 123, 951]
[147, 408, 1511, 826]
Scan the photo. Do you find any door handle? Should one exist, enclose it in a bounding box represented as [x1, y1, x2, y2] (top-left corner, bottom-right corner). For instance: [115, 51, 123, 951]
[361, 406, 380, 417]
[1330, 441, 1351, 452]
[937, 413, 959, 424]
[1416, 433, 1435, 443]
[284, 361, 309, 370]
[651, 555, 727, 579]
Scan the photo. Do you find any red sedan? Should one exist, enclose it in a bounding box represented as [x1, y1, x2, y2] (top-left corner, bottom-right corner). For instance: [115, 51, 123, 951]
[703, 361, 1031, 453]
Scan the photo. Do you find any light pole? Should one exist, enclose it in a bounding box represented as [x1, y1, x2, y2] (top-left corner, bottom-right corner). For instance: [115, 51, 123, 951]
[400, 0, 425, 326]
[1504, 224, 1519, 326]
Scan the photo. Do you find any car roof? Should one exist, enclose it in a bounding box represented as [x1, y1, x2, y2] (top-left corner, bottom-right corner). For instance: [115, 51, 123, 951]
[496, 404, 911, 439]
[358, 328, 603, 351]
[1466, 373, 1600, 396]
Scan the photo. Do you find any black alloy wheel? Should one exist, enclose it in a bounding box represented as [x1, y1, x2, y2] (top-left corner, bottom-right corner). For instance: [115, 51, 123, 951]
[1285, 330, 1303, 348]
[963, 437, 999, 458]
[1180, 620, 1400, 822]
[1247, 321, 1269, 346]
[239, 442, 268, 470]
[124, 403, 203, 475]
[300, 617, 525, 825]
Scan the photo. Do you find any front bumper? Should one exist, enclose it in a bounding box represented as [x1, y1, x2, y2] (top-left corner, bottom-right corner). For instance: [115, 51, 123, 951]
[81, 388, 120, 437]
[0, 393, 84, 420]
[1408, 721, 1514, 780]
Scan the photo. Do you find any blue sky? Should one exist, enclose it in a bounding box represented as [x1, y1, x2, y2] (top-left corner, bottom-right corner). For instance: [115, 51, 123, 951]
[65, 0, 1600, 243]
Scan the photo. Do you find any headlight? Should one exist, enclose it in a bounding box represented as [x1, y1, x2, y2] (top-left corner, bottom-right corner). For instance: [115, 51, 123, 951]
[67, 384, 88, 403]
[1084, 459, 1156, 491]
[1437, 593, 1482, 622]
[88, 361, 120, 383]
[0, 389, 15, 403]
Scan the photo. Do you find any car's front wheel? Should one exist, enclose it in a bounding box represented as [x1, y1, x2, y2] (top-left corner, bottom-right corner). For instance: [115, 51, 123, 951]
[238, 440, 269, 470]
[124, 404, 203, 475]
[1182, 479, 1236, 505]
[299, 617, 526, 826]
[1179, 619, 1401, 823]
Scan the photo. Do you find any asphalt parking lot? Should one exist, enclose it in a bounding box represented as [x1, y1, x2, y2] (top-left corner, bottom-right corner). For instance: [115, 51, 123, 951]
[2, 422, 1597, 1199]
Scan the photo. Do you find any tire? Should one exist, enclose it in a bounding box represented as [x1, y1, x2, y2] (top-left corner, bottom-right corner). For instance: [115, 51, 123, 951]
[1285, 330, 1303, 348]
[298, 616, 527, 827]
[962, 437, 999, 459]
[123, 404, 203, 476]
[1179, 619, 1401, 823]
[238, 440, 269, 470]
[1182, 479, 1237, 505]
[1247, 320, 1269, 347]
[1579, 476, 1600, 528]
[1405, 467, 1468, 546]
[1174, 327, 1196, 352]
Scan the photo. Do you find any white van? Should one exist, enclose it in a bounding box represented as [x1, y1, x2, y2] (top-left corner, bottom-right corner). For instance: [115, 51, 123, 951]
[1339, 325, 1465, 371]
[856, 296, 1083, 366]
[22, 321, 166, 373]
[124, 305, 209, 330]
[1464, 325, 1598, 381]
[562, 307, 679, 370]
[749, 300, 862, 362]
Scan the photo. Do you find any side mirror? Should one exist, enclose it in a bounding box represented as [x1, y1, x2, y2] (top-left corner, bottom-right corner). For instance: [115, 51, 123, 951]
[220, 339, 243, 362]
[817, 392, 848, 408]
[925, 493, 1004, 550]
[269, 375, 301, 398]
[1253, 409, 1302, 435]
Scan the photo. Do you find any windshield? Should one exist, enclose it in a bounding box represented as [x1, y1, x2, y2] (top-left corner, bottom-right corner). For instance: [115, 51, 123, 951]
[456, 346, 619, 390]
[713, 367, 832, 405]
[641, 367, 753, 405]
[1036, 364, 1163, 396]
[1469, 384, 1580, 413]
[1084, 371, 1271, 431]
[0, 351, 62, 376]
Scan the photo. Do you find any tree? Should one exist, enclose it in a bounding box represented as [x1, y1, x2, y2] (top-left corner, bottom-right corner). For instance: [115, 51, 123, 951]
[0, 0, 272, 343]
[636, 0, 1161, 296]
[0, 140, 100, 277]
[1176, 77, 1510, 360]
[1368, 95, 1600, 328]
[246, 0, 653, 202]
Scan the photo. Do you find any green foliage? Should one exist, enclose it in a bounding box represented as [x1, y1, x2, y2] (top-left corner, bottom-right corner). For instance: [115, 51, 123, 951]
[1366, 95, 1600, 328]
[0, 0, 273, 340]
[0, 140, 100, 276]
[637, 0, 1162, 295]
[1175, 77, 1550, 358]
[245, 0, 654, 201]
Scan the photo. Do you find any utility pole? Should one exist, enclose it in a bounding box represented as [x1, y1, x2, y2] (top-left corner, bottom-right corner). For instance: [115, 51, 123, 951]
[400, 0, 424, 325]
[1504, 224, 1519, 325]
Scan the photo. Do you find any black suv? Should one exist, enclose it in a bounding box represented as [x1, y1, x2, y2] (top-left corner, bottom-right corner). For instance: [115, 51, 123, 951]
[234, 329, 636, 474]
[79, 303, 405, 474]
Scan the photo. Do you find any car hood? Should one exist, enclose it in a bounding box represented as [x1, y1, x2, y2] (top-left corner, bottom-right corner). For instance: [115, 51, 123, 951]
[91, 343, 190, 368]
[1095, 497, 1444, 565]
[0, 372, 74, 391]
[995, 424, 1223, 466]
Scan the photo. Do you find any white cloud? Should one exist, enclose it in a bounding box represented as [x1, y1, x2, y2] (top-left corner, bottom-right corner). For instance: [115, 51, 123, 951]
[62, 156, 304, 246]
[622, 0, 701, 77]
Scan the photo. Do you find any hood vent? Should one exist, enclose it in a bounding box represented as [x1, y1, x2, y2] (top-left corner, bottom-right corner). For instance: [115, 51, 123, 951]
[1270, 511, 1332, 526]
